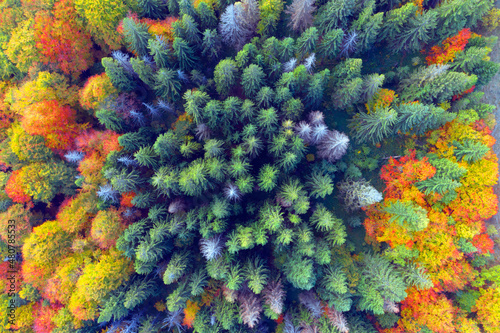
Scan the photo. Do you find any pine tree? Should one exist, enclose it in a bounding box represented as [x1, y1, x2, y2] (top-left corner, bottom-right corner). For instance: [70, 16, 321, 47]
[314, 0, 356, 34]
[321, 264, 348, 294]
[244, 256, 270, 294]
[262, 278, 285, 315]
[219, 3, 252, 50]
[258, 164, 279, 192]
[196, 2, 217, 29]
[180, 14, 202, 46]
[111, 169, 143, 193]
[357, 253, 407, 315]
[306, 171, 334, 198]
[148, 36, 172, 68]
[241, 64, 265, 98]
[350, 107, 398, 144]
[173, 37, 199, 71]
[96, 109, 123, 132]
[154, 68, 182, 102]
[427, 154, 467, 180]
[102, 57, 137, 91]
[130, 57, 155, 87]
[333, 77, 363, 110]
[214, 59, 239, 96]
[379, 3, 418, 43]
[393, 103, 455, 135]
[256, 107, 279, 135]
[382, 200, 430, 232]
[282, 252, 316, 289]
[452, 139, 489, 163]
[239, 290, 262, 328]
[362, 73, 384, 101]
[390, 10, 438, 53]
[299, 291, 323, 318]
[200, 30, 222, 62]
[189, 269, 209, 296]
[316, 130, 350, 163]
[318, 29, 344, 60]
[285, 0, 316, 32]
[153, 131, 180, 160]
[163, 251, 190, 285]
[124, 278, 157, 309]
[255, 86, 275, 108]
[415, 175, 461, 195]
[184, 89, 210, 124]
[134, 145, 160, 169]
[122, 17, 152, 57]
[138, 0, 166, 19]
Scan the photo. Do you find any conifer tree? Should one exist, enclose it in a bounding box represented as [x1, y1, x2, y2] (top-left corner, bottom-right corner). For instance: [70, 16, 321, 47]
[391, 10, 438, 53]
[356, 255, 405, 316]
[315, 0, 356, 34]
[453, 139, 490, 163]
[138, 0, 166, 19]
[196, 2, 217, 29]
[350, 107, 398, 144]
[154, 68, 182, 101]
[333, 77, 363, 110]
[180, 14, 202, 46]
[148, 36, 172, 68]
[102, 57, 137, 91]
[296, 27, 319, 57]
[214, 59, 239, 96]
[130, 57, 155, 87]
[416, 175, 461, 195]
[173, 37, 199, 71]
[318, 29, 344, 60]
[241, 64, 265, 98]
[122, 17, 152, 57]
[285, 0, 316, 32]
[337, 178, 383, 211]
[383, 200, 430, 232]
[219, 3, 252, 50]
[202, 29, 222, 60]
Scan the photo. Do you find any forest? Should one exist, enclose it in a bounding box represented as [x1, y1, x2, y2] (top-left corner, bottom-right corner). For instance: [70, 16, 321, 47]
[0, 0, 499, 332]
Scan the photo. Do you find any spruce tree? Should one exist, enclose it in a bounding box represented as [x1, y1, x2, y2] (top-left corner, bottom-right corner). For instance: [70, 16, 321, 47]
[318, 29, 344, 60]
[285, 0, 316, 32]
[350, 107, 398, 144]
[241, 64, 265, 98]
[122, 17, 152, 57]
[214, 59, 239, 97]
[202, 29, 222, 60]
[383, 200, 430, 232]
[148, 36, 173, 68]
[154, 68, 182, 101]
[453, 139, 490, 163]
[102, 57, 137, 91]
[173, 37, 199, 70]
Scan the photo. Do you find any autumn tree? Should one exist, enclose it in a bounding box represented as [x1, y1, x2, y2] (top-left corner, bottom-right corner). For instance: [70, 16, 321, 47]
[21, 100, 84, 150]
[90, 208, 125, 249]
[34, 0, 94, 77]
[74, 0, 138, 50]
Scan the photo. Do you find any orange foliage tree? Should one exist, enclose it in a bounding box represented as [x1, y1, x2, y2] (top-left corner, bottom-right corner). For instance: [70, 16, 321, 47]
[33, 0, 94, 77]
[426, 28, 473, 65]
[398, 288, 457, 333]
[79, 73, 118, 111]
[21, 99, 84, 150]
[75, 129, 121, 186]
[5, 169, 31, 203]
[183, 300, 200, 328]
[474, 287, 500, 333]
